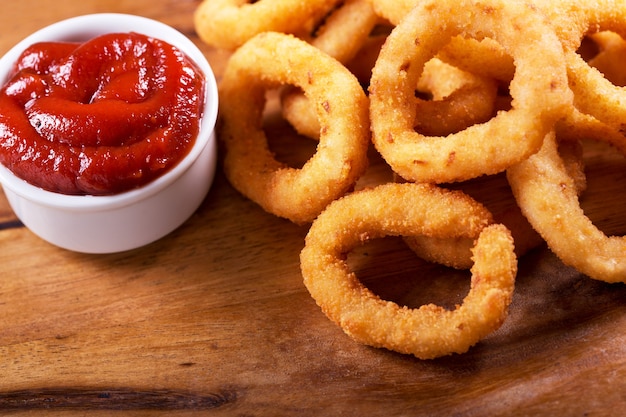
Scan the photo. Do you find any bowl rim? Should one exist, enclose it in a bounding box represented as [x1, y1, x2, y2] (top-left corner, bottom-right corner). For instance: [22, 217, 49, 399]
[0, 13, 219, 212]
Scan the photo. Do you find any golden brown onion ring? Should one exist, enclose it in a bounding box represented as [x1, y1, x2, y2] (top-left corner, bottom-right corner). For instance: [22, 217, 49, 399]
[307, 0, 379, 64]
[218, 32, 370, 224]
[507, 131, 626, 283]
[525, 0, 626, 131]
[413, 58, 499, 137]
[368, 0, 572, 184]
[280, 0, 379, 140]
[367, 0, 516, 82]
[405, 139, 587, 270]
[194, 0, 338, 50]
[300, 182, 516, 359]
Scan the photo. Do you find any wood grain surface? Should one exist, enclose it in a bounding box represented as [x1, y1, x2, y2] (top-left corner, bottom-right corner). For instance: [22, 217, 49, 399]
[1, 1, 626, 416]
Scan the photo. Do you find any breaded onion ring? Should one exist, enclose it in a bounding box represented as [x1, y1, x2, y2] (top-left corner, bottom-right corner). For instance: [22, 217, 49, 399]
[405, 139, 587, 270]
[300, 182, 516, 359]
[525, 0, 626, 131]
[218, 32, 370, 224]
[194, 0, 338, 50]
[436, 37, 515, 84]
[306, 0, 379, 64]
[284, 55, 499, 140]
[507, 131, 626, 283]
[365, 0, 415, 25]
[413, 58, 499, 137]
[368, 0, 572, 184]
[367, 0, 516, 83]
[555, 104, 626, 156]
[280, 0, 379, 140]
[280, 90, 321, 140]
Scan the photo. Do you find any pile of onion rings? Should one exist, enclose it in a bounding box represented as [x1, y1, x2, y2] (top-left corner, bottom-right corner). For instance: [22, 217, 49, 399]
[195, 0, 626, 358]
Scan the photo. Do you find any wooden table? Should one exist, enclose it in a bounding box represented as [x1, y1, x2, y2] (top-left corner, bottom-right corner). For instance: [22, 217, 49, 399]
[1, 1, 626, 415]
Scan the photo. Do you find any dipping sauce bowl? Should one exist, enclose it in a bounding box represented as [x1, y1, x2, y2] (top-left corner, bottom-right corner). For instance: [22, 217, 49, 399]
[0, 14, 219, 253]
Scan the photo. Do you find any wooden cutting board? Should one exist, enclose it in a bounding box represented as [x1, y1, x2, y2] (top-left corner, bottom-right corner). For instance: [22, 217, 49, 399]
[1, 1, 626, 415]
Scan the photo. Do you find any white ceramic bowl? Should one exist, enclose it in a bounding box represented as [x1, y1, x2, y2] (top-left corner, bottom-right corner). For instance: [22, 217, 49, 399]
[0, 14, 219, 254]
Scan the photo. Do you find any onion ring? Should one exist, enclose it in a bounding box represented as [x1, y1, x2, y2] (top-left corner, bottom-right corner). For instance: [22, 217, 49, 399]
[300, 182, 516, 359]
[368, 0, 572, 184]
[436, 37, 515, 84]
[282, 55, 499, 141]
[218, 32, 370, 224]
[405, 139, 587, 270]
[306, 0, 379, 64]
[507, 130, 626, 283]
[367, 0, 516, 83]
[280, 89, 323, 140]
[280, 0, 379, 140]
[521, 0, 626, 131]
[556, 107, 626, 156]
[413, 58, 499, 137]
[194, 0, 338, 50]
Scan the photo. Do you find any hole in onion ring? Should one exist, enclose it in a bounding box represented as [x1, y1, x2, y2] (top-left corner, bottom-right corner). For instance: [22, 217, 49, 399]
[586, 32, 626, 87]
[261, 89, 318, 169]
[577, 35, 601, 62]
[347, 236, 471, 311]
[265, 120, 318, 170]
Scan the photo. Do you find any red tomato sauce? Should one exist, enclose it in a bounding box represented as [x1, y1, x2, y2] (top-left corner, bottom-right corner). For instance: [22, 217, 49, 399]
[0, 32, 205, 195]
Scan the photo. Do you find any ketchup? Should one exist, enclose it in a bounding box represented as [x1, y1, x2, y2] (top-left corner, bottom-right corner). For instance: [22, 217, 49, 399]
[0, 32, 205, 195]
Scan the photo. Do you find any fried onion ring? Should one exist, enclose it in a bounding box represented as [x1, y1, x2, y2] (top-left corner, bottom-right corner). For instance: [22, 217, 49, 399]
[413, 58, 499, 137]
[280, 0, 379, 140]
[405, 139, 587, 270]
[522, 0, 626, 131]
[218, 32, 370, 224]
[306, 0, 379, 64]
[507, 131, 626, 283]
[556, 107, 626, 156]
[300, 182, 516, 359]
[194, 0, 338, 50]
[367, 0, 516, 83]
[280, 90, 322, 140]
[285, 54, 499, 140]
[368, 0, 572, 184]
